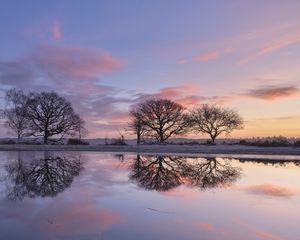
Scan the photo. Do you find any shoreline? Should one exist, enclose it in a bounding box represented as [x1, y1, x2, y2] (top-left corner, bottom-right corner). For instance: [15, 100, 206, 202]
[0, 144, 299, 156]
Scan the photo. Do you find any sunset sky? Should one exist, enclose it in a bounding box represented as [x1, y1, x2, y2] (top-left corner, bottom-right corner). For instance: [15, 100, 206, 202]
[0, 0, 300, 138]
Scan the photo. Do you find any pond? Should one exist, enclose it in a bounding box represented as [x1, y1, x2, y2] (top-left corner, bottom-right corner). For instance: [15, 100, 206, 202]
[0, 151, 299, 240]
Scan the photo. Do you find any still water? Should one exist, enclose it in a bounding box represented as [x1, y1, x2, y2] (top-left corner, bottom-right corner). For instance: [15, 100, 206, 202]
[0, 151, 299, 240]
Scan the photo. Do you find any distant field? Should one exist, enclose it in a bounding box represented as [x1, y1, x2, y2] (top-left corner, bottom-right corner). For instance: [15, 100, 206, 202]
[0, 144, 300, 156]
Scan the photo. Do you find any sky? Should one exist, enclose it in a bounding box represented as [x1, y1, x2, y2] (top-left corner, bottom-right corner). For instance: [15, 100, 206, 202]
[0, 0, 300, 138]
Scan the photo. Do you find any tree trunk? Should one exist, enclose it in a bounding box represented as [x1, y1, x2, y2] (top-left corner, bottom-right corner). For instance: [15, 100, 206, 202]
[44, 134, 48, 144]
[211, 135, 217, 144]
[137, 132, 141, 145]
[159, 130, 164, 143]
[210, 133, 216, 144]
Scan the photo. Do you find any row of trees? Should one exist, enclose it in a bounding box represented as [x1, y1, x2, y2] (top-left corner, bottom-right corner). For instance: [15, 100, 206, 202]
[129, 99, 244, 144]
[1, 89, 86, 144]
[1, 89, 243, 144]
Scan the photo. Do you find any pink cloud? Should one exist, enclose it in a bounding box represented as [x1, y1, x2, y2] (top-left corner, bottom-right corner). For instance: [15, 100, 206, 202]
[159, 84, 199, 97]
[133, 83, 236, 109]
[176, 95, 235, 107]
[0, 44, 126, 87]
[33, 45, 126, 80]
[192, 46, 234, 62]
[175, 96, 205, 107]
[194, 51, 220, 61]
[178, 59, 188, 64]
[238, 31, 300, 64]
[246, 85, 300, 100]
[52, 21, 62, 40]
[0, 44, 128, 138]
[255, 230, 284, 240]
[223, 46, 234, 54]
[109, 112, 131, 123]
[133, 83, 202, 107]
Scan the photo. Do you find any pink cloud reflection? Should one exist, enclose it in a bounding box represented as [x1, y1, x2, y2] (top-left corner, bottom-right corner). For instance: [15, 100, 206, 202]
[52, 21, 62, 40]
[159, 186, 199, 200]
[38, 203, 124, 237]
[245, 183, 298, 198]
[193, 221, 214, 231]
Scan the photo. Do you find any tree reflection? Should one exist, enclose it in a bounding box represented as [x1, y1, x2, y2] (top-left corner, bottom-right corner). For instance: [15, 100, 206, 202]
[129, 155, 184, 191]
[4, 152, 83, 200]
[238, 158, 300, 167]
[185, 157, 241, 189]
[129, 155, 241, 191]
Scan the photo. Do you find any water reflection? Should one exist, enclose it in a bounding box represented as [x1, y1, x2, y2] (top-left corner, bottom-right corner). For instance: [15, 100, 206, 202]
[238, 158, 300, 166]
[130, 155, 183, 191]
[2, 153, 300, 201]
[0, 152, 299, 240]
[185, 157, 241, 189]
[3, 152, 83, 200]
[129, 155, 241, 191]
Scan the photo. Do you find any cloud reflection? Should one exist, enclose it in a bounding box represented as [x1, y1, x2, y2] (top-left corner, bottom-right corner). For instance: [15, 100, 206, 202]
[37, 203, 124, 238]
[244, 183, 298, 198]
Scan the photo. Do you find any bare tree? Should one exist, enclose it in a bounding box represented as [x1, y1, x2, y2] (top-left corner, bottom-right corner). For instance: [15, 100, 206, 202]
[26, 92, 80, 144]
[189, 105, 243, 143]
[74, 116, 88, 140]
[1, 89, 30, 143]
[110, 130, 127, 145]
[128, 109, 148, 144]
[131, 99, 187, 143]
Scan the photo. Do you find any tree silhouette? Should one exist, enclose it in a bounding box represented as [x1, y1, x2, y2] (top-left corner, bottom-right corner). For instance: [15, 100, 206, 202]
[74, 116, 88, 140]
[129, 155, 184, 191]
[129, 155, 241, 191]
[189, 105, 244, 143]
[128, 109, 148, 144]
[1, 89, 31, 143]
[184, 157, 241, 189]
[26, 91, 80, 144]
[129, 99, 187, 143]
[3, 152, 83, 200]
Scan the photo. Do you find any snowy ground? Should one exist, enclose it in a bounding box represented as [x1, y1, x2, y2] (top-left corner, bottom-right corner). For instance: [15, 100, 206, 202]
[0, 144, 299, 157]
